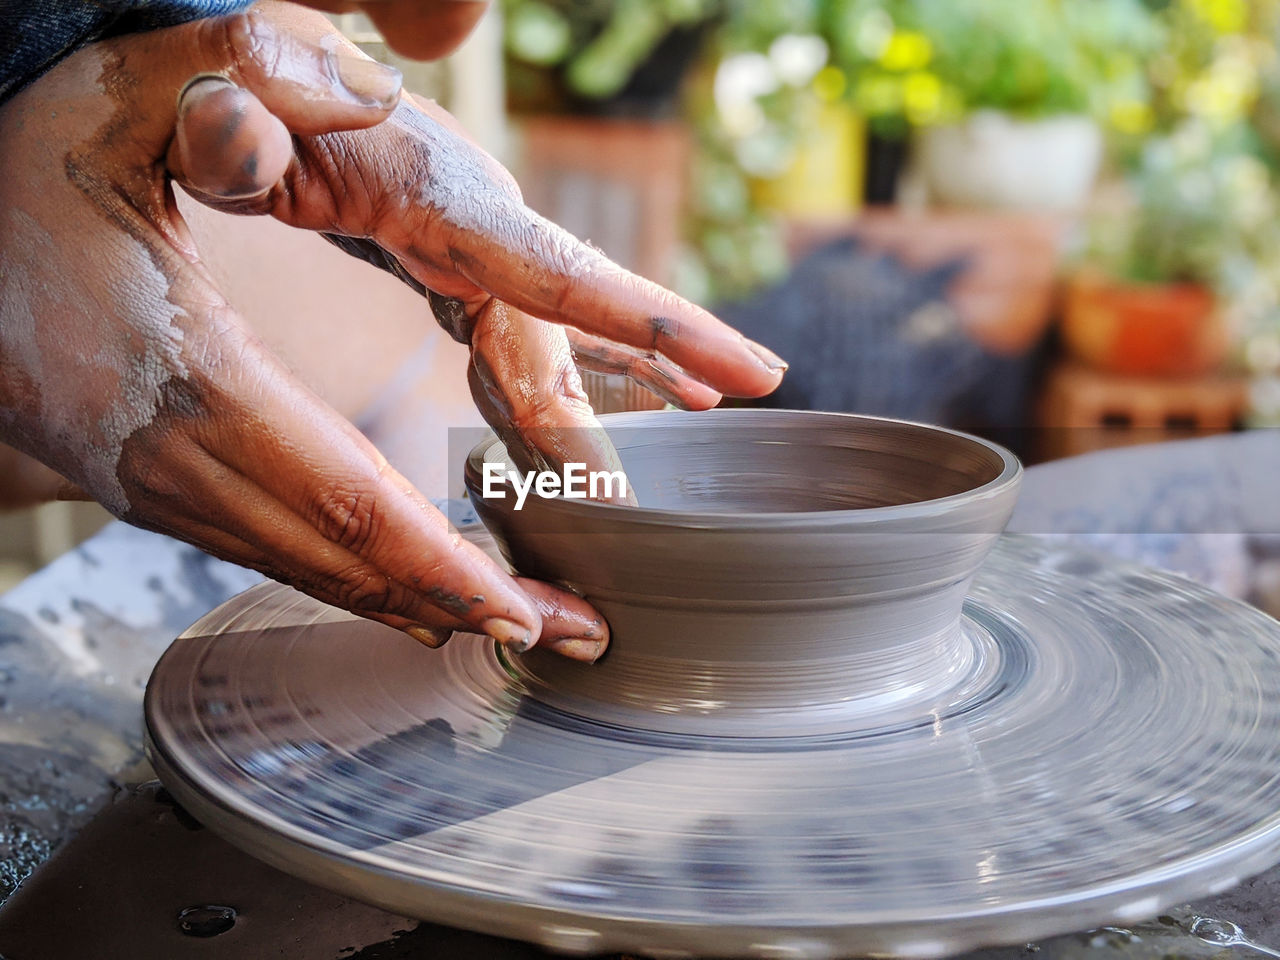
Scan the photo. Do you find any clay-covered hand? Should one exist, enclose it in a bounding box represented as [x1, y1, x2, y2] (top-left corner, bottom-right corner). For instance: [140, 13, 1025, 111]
[0, 2, 608, 660]
[166, 12, 787, 483]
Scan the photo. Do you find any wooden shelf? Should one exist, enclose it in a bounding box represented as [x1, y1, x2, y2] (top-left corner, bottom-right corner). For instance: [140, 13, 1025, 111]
[1037, 360, 1249, 460]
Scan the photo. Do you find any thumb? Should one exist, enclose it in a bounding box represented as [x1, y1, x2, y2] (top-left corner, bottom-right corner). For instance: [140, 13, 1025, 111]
[169, 78, 293, 200]
[165, 7, 402, 199]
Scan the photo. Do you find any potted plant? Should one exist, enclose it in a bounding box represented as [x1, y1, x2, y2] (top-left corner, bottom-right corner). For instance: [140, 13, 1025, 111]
[502, 0, 721, 116]
[1065, 122, 1277, 377]
[828, 0, 1159, 208]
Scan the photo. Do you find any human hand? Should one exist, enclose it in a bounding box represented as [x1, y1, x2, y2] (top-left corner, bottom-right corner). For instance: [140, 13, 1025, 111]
[0, 2, 613, 660]
[166, 15, 787, 485]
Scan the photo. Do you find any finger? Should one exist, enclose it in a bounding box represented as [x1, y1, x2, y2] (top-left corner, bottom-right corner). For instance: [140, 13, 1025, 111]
[314, 235, 713, 413]
[152, 465, 607, 662]
[170, 78, 293, 200]
[363, 576, 606, 660]
[356, 1, 490, 60]
[335, 103, 785, 399]
[317, 236, 637, 495]
[515, 577, 609, 662]
[152, 511, 465, 651]
[467, 300, 637, 505]
[446, 216, 789, 398]
[567, 329, 722, 411]
[106, 272, 544, 648]
[162, 11, 404, 206]
[129, 2, 401, 185]
[209, 7, 404, 132]
[285, 1, 489, 59]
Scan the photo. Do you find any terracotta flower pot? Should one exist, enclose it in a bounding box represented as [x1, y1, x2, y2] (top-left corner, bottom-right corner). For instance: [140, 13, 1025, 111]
[1061, 271, 1226, 377]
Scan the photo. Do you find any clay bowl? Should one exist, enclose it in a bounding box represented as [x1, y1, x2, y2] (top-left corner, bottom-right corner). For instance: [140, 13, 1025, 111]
[464, 409, 1022, 737]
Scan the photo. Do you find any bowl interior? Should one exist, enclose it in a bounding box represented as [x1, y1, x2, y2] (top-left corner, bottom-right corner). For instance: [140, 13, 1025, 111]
[473, 410, 1012, 518]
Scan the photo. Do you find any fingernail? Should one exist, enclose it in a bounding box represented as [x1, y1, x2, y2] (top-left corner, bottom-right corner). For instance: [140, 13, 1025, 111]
[745, 339, 788, 373]
[483, 617, 534, 653]
[542, 637, 607, 663]
[335, 53, 403, 108]
[177, 73, 235, 114]
[406, 625, 452, 649]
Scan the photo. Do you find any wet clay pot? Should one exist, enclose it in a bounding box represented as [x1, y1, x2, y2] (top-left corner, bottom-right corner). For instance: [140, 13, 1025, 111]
[465, 409, 1022, 736]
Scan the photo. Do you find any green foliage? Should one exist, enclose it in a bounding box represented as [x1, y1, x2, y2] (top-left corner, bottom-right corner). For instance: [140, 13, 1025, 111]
[502, 0, 720, 99]
[1090, 122, 1278, 286]
[825, 0, 1160, 134]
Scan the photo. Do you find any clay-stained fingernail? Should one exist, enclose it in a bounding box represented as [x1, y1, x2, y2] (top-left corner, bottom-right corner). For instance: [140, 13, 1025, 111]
[483, 617, 534, 653]
[745, 339, 788, 372]
[541, 637, 608, 663]
[406, 625, 452, 649]
[335, 53, 403, 108]
[177, 74, 235, 114]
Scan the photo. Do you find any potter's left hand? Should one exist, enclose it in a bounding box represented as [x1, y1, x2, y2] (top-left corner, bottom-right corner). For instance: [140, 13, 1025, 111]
[0, 2, 618, 660]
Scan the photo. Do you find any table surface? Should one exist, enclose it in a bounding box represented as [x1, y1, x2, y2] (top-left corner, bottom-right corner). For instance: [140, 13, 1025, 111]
[0, 431, 1276, 960]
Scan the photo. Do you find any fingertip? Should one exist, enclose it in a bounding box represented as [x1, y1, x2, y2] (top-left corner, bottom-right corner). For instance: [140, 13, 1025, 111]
[452, 536, 542, 633]
[716, 341, 787, 398]
[540, 636, 609, 663]
[482, 616, 536, 653]
[405, 625, 453, 649]
[173, 77, 291, 199]
[672, 382, 724, 411]
[743, 339, 789, 375]
[332, 52, 403, 112]
[360, 1, 489, 60]
[514, 577, 610, 648]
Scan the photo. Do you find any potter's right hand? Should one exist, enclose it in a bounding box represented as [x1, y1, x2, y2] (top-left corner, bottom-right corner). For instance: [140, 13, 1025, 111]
[0, 3, 606, 661]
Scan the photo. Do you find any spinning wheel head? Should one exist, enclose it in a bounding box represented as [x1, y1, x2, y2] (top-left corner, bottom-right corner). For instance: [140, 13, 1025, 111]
[146, 413, 1280, 958]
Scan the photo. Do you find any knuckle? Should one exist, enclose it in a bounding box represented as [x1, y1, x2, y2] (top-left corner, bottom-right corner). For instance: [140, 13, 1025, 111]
[513, 380, 594, 434]
[116, 426, 197, 505]
[312, 483, 381, 554]
[495, 165, 523, 203]
[220, 9, 277, 80]
[328, 567, 399, 615]
[533, 219, 599, 278]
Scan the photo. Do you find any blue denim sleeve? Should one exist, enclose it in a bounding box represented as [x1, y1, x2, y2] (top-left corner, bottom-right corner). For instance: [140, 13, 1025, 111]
[0, 0, 254, 105]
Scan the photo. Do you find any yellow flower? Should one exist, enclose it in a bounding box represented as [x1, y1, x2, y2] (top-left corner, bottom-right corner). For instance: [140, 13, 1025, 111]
[813, 65, 848, 102]
[856, 73, 905, 115]
[1185, 0, 1248, 34]
[879, 30, 932, 72]
[1109, 100, 1154, 134]
[903, 71, 942, 124]
[1185, 54, 1258, 123]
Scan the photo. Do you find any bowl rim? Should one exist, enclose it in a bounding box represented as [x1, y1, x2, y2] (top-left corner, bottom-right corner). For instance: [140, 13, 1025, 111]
[463, 409, 1022, 531]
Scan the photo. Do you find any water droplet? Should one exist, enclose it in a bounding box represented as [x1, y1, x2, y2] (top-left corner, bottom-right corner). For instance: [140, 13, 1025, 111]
[1083, 926, 1140, 949]
[1190, 916, 1242, 945]
[177, 905, 237, 938]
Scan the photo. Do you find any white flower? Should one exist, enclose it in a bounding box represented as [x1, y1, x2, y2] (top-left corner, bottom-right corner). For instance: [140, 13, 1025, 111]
[769, 34, 829, 87]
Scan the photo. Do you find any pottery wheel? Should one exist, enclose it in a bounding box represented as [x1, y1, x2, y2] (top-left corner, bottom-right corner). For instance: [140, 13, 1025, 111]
[145, 535, 1280, 959]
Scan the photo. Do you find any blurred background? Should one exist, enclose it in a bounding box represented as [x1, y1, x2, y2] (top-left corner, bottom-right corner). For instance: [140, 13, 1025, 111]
[493, 0, 1280, 449]
[4, 0, 1280, 585]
